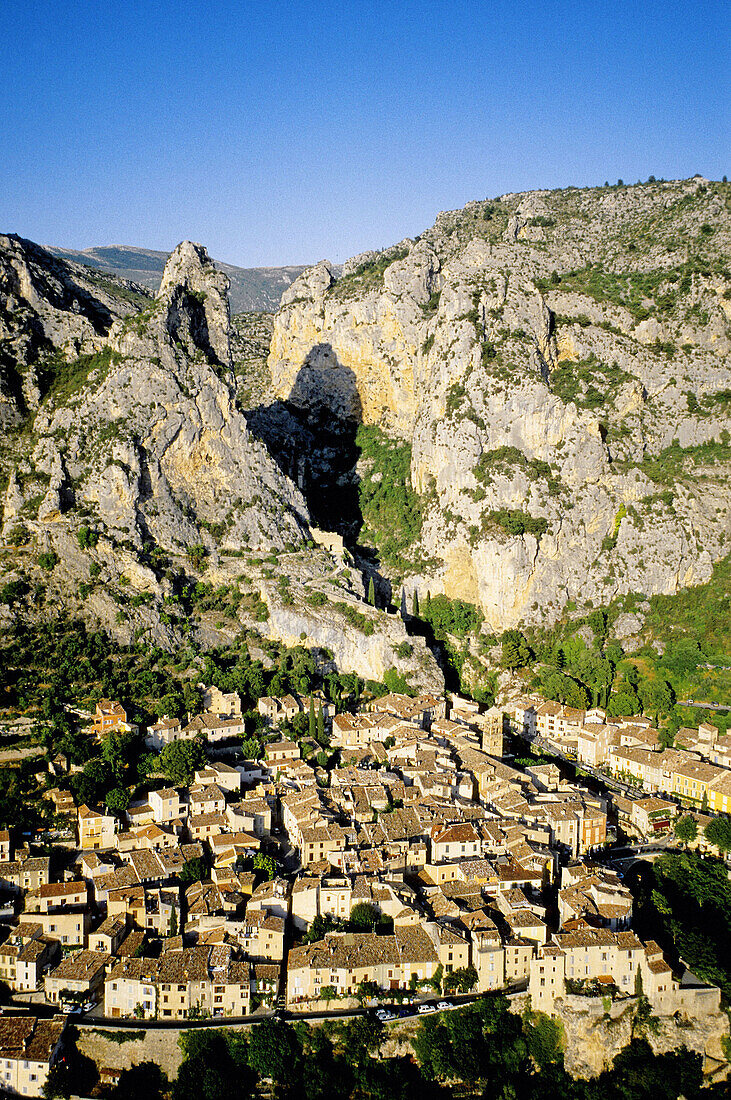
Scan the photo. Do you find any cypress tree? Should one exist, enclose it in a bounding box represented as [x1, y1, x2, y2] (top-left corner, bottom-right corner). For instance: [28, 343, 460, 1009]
[367, 577, 376, 606]
[412, 590, 419, 617]
[634, 966, 643, 998]
[308, 695, 316, 739]
[317, 704, 325, 744]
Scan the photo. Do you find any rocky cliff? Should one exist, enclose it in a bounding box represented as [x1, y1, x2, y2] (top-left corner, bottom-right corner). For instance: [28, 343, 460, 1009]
[544, 993, 729, 1082]
[0, 235, 441, 690]
[269, 178, 731, 630]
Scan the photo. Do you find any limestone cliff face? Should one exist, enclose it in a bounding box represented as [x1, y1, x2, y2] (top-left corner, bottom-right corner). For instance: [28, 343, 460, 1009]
[263, 599, 442, 692]
[269, 178, 731, 628]
[18, 240, 309, 554]
[0, 235, 444, 688]
[270, 241, 441, 433]
[548, 994, 729, 1082]
[0, 233, 144, 426]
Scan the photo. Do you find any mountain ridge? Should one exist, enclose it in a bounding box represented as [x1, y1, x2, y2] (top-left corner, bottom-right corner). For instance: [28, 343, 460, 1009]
[46, 243, 310, 313]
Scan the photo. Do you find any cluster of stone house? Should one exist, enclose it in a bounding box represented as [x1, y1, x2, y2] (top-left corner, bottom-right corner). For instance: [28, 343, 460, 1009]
[104, 944, 250, 1018]
[277, 690, 722, 1015]
[276, 691, 621, 1005]
[0, 693, 293, 1030]
[5, 683, 719, 1042]
[145, 688, 246, 749]
[506, 698, 731, 813]
[145, 687, 337, 752]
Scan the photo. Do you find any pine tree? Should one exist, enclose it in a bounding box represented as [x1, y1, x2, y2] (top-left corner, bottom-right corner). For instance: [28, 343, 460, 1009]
[308, 696, 316, 739]
[367, 577, 376, 606]
[412, 590, 419, 617]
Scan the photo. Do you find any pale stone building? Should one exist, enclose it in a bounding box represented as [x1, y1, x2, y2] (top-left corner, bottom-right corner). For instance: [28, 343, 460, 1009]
[0, 1015, 66, 1098]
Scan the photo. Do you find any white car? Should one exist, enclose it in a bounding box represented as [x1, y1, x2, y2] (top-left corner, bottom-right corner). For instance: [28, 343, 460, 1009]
[436, 1000, 452, 1011]
[375, 1008, 396, 1022]
[417, 1003, 437, 1015]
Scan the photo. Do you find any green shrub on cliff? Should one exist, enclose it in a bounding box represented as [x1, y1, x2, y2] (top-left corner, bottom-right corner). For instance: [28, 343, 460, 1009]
[356, 425, 424, 576]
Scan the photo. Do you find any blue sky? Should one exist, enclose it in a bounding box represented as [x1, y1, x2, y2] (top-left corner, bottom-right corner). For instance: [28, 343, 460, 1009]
[1, 0, 728, 266]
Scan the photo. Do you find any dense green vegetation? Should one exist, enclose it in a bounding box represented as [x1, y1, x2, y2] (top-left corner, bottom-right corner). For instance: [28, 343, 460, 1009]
[631, 435, 731, 485]
[420, 593, 484, 641]
[632, 850, 731, 1000]
[38, 347, 120, 405]
[356, 424, 424, 576]
[0, 614, 402, 830]
[518, 553, 731, 715]
[644, 554, 731, 658]
[488, 508, 548, 538]
[549, 355, 632, 411]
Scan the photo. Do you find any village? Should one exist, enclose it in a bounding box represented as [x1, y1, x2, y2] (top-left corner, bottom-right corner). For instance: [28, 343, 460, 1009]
[0, 684, 726, 1095]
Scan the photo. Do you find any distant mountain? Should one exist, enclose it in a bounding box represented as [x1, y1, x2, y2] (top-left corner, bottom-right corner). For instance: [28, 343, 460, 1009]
[46, 244, 309, 313]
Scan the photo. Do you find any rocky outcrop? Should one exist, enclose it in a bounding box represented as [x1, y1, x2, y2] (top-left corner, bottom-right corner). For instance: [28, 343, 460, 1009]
[12, 241, 309, 558]
[263, 600, 442, 692]
[0, 237, 312, 635]
[548, 994, 729, 1081]
[157, 240, 232, 368]
[0, 235, 444, 688]
[269, 178, 731, 628]
[0, 233, 143, 424]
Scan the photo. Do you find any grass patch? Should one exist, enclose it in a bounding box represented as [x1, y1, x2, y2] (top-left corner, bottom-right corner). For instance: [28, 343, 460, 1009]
[329, 247, 409, 300]
[633, 435, 731, 484]
[39, 348, 120, 405]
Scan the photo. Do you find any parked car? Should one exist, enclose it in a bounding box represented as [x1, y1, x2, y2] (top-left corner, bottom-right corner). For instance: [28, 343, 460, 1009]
[417, 1003, 437, 1015]
[436, 1000, 452, 1011]
[375, 1008, 396, 1021]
